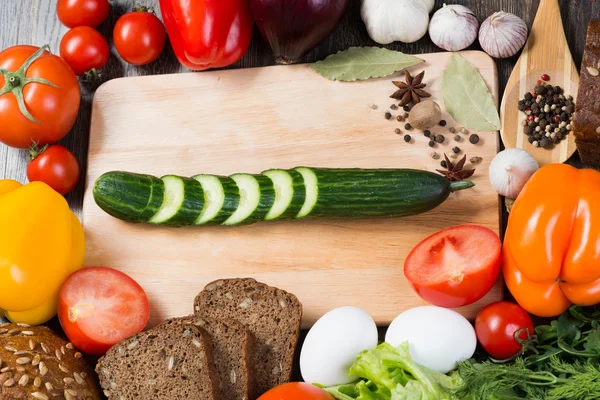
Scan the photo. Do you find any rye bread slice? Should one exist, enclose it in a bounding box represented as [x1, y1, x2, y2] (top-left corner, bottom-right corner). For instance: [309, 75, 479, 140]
[194, 278, 302, 396]
[160, 316, 256, 400]
[96, 324, 219, 400]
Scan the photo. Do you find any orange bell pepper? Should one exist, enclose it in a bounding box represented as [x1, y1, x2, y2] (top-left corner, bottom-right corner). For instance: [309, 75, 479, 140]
[503, 164, 600, 317]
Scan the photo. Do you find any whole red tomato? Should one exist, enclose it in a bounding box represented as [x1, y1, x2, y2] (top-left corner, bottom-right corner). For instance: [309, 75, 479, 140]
[258, 383, 334, 400]
[57, 0, 110, 28]
[60, 26, 110, 77]
[0, 45, 80, 149]
[27, 145, 80, 195]
[475, 301, 534, 360]
[404, 225, 502, 308]
[113, 7, 166, 65]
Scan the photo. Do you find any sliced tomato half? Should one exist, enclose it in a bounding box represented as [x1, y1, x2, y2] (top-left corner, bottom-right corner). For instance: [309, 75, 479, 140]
[404, 225, 502, 308]
[58, 267, 150, 355]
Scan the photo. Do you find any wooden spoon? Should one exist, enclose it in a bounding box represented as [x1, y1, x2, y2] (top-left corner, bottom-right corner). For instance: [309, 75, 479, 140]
[500, 0, 579, 166]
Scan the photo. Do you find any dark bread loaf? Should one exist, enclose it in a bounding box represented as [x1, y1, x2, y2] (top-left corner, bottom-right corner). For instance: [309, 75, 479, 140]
[0, 322, 101, 400]
[160, 316, 256, 400]
[96, 324, 219, 400]
[194, 278, 302, 396]
[574, 19, 600, 165]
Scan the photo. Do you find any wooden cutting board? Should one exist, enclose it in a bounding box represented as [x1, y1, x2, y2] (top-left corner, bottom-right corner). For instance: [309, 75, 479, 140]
[83, 50, 502, 329]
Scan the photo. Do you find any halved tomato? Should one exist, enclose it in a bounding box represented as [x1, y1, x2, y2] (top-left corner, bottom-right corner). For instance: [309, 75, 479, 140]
[404, 225, 502, 308]
[258, 382, 334, 400]
[58, 267, 150, 355]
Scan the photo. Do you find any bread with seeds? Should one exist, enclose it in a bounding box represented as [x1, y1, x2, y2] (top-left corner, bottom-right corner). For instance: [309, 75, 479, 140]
[0, 322, 101, 400]
[96, 323, 219, 400]
[193, 278, 302, 396]
[160, 316, 256, 400]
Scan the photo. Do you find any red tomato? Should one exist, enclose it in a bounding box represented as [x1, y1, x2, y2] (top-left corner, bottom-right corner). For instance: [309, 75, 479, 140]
[404, 225, 502, 308]
[0, 45, 80, 148]
[57, 0, 110, 28]
[258, 383, 334, 400]
[475, 301, 534, 360]
[60, 27, 110, 77]
[27, 145, 80, 195]
[58, 267, 150, 355]
[113, 8, 166, 65]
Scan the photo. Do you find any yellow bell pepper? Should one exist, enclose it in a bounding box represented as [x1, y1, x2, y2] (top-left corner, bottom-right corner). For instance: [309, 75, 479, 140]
[0, 180, 84, 325]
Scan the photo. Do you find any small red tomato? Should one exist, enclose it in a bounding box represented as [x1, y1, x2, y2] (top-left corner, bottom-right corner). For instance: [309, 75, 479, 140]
[57, 0, 110, 28]
[27, 145, 80, 195]
[60, 26, 110, 77]
[475, 301, 534, 360]
[58, 267, 150, 355]
[113, 8, 166, 65]
[258, 382, 334, 400]
[404, 225, 502, 308]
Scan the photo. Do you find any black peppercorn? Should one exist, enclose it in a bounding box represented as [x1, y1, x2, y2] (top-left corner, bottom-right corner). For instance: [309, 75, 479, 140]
[518, 103, 527, 111]
[524, 126, 533, 136]
[385, 112, 392, 120]
[534, 84, 547, 95]
[440, 160, 447, 168]
[540, 137, 550, 148]
[557, 132, 563, 140]
[469, 134, 480, 144]
[424, 129, 431, 137]
[453, 146, 461, 154]
[428, 140, 435, 147]
[554, 85, 562, 93]
[560, 112, 569, 121]
[560, 127, 567, 134]
[405, 123, 412, 130]
[524, 92, 533, 101]
[390, 104, 398, 110]
[404, 134, 411, 143]
[439, 120, 447, 127]
[433, 135, 443, 143]
[454, 135, 461, 141]
[528, 135, 536, 144]
[449, 127, 456, 133]
[396, 115, 404, 122]
[403, 105, 410, 112]
[539, 120, 547, 128]
[525, 100, 532, 107]
[530, 102, 539, 111]
[395, 128, 401, 134]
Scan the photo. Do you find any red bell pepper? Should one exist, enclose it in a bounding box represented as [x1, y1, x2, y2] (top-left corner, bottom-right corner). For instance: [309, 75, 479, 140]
[159, 0, 254, 71]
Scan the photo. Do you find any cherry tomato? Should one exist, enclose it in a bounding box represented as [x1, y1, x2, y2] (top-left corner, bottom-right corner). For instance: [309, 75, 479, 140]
[60, 26, 110, 77]
[475, 301, 534, 360]
[57, 0, 110, 28]
[258, 383, 334, 400]
[58, 267, 150, 355]
[27, 145, 80, 195]
[404, 225, 502, 308]
[113, 8, 166, 65]
[0, 45, 80, 148]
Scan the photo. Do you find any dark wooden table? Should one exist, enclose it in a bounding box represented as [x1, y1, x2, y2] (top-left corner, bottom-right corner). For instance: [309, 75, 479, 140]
[1, 0, 598, 212]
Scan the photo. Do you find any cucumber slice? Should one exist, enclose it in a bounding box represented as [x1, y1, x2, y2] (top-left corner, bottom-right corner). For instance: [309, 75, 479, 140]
[149, 175, 204, 226]
[262, 169, 306, 220]
[223, 174, 275, 225]
[295, 167, 318, 218]
[192, 175, 240, 225]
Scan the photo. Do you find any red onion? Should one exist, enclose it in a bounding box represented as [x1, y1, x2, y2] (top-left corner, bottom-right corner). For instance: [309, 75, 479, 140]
[250, 0, 350, 64]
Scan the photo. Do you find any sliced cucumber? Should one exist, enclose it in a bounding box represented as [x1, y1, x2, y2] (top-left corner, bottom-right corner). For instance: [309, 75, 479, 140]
[149, 175, 204, 226]
[262, 169, 306, 220]
[192, 175, 240, 225]
[295, 167, 318, 218]
[222, 174, 275, 225]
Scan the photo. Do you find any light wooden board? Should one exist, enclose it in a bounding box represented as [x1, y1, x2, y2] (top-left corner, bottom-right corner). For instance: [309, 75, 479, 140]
[83, 50, 502, 329]
[500, 0, 579, 166]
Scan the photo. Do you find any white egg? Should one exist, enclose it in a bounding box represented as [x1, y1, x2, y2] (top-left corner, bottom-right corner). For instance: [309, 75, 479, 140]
[300, 306, 378, 386]
[385, 306, 476, 373]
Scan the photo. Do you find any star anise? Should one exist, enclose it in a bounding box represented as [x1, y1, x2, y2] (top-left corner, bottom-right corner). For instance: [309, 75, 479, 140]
[390, 70, 431, 106]
[436, 154, 476, 182]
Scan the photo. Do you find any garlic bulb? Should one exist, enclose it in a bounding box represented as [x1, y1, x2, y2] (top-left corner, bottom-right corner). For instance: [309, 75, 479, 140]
[361, 0, 432, 44]
[429, 4, 479, 52]
[479, 11, 528, 59]
[489, 149, 539, 199]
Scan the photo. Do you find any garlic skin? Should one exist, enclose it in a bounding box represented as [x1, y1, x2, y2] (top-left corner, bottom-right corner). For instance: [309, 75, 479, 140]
[479, 11, 528, 59]
[489, 149, 539, 199]
[361, 0, 432, 44]
[429, 4, 479, 52]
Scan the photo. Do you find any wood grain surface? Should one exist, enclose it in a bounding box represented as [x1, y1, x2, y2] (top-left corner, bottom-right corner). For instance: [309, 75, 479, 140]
[82, 51, 502, 328]
[500, 0, 579, 165]
[2, 0, 600, 216]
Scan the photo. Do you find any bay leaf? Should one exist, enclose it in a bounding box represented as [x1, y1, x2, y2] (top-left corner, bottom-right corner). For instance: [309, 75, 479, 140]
[311, 47, 424, 82]
[442, 53, 501, 132]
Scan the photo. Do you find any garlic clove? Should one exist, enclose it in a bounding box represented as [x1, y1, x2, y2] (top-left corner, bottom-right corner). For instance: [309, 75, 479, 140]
[429, 4, 479, 52]
[489, 148, 539, 199]
[479, 11, 528, 59]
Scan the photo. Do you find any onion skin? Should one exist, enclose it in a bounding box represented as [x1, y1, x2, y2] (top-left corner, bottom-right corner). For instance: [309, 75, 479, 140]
[250, 0, 350, 64]
[479, 11, 528, 59]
